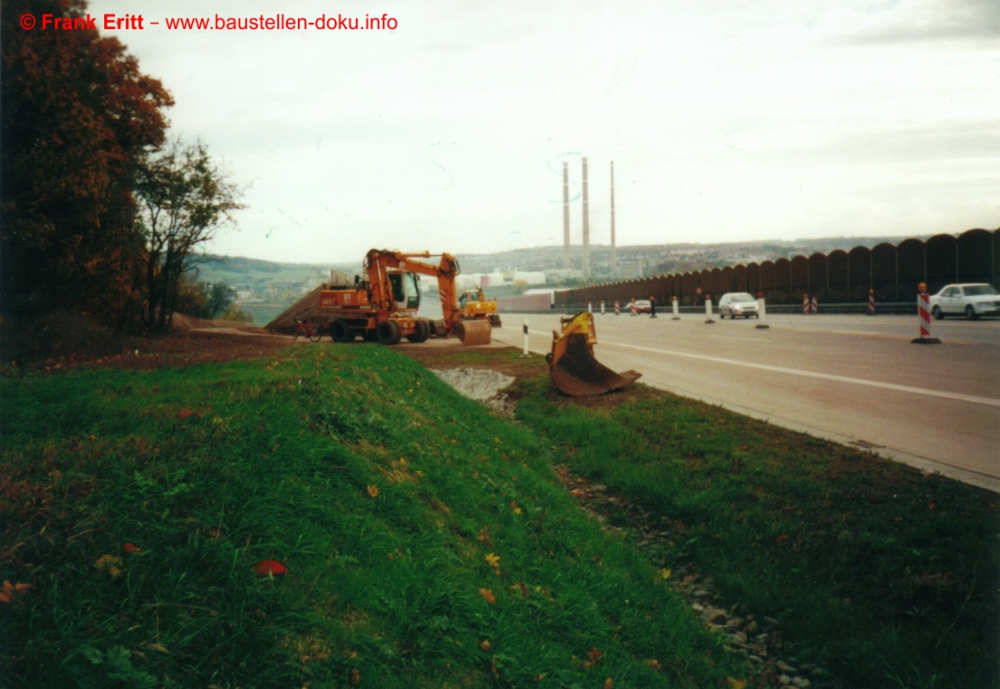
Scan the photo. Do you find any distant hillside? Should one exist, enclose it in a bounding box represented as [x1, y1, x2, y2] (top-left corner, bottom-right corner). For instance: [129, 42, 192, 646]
[187, 255, 358, 291]
[191, 235, 937, 324]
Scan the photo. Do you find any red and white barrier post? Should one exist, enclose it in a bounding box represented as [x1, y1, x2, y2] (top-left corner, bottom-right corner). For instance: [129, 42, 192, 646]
[803, 293, 810, 314]
[912, 283, 941, 344]
[705, 295, 715, 324]
[810, 296, 818, 314]
[868, 289, 875, 315]
[672, 296, 680, 320]
[630, 300, 637, 316]
[614, 300, 620, 316]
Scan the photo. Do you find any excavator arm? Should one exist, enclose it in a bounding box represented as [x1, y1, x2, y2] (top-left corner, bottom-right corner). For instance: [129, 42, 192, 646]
[363, 249, 492, 345]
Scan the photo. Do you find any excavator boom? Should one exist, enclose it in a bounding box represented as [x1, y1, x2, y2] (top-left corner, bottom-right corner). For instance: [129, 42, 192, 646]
[364, 249, 492, 345]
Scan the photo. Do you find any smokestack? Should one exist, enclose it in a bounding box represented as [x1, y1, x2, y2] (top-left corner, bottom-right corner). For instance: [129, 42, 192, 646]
[582, 156, 590, 281]
[610, 161, 617, 277]
[562, 162, 570, 270]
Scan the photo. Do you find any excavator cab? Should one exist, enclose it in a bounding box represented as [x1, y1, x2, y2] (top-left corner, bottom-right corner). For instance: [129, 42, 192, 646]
[388, 271, 421, 311]
[546, 312, 641, 396]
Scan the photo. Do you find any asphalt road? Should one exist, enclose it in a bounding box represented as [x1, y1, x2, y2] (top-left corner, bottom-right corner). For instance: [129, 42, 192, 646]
[491, 312, 1000, 493]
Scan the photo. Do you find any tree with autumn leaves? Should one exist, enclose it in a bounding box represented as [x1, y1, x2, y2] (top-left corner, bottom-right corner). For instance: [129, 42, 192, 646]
[1, 0, 242, 329]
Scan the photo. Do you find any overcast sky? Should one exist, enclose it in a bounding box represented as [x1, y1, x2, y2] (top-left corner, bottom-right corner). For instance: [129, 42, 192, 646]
[87, 0, 999, 264]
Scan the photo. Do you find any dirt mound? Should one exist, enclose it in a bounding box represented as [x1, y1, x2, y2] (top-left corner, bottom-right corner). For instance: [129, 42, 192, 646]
[171, 312, 262, 333]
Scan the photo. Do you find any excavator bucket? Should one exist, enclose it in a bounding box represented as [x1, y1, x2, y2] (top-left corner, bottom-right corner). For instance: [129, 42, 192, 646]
[454, 319, 493, 346]
[546, 312, 641, 397]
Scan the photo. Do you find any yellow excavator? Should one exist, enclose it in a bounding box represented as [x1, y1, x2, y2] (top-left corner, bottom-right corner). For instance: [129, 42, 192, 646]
[459, 288, 502, 327]
[546, 312, 641, 396]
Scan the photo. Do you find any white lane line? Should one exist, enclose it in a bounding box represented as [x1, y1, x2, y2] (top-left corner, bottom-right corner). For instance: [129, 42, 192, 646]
[495, 325, 1000, 409]
[600, 339, 1000, 409]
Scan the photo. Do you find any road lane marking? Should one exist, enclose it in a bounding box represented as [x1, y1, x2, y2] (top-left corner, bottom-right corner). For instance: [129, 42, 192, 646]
[496, 325, 1000, 408]
[600, 339, 1000, 409]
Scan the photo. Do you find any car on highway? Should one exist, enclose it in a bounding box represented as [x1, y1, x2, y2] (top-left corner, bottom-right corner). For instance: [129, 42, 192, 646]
[928, 283, 1000, 320]
[633, 299, 652, 314]
[718, 292, 760, 319]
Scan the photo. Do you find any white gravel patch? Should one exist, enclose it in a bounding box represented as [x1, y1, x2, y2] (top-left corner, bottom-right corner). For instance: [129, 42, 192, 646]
[432, 368, 517, 416]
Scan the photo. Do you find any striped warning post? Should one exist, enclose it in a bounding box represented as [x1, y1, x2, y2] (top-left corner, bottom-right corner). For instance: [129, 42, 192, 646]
[868, 290, 875, 315]
[671, 296, 680, 320]
[912, 291, 941, 344]
[630, 301, 637, 316]
[810, 296, 818, 314]
[803, 293, 809, 314]
[614, 300, 620, 316]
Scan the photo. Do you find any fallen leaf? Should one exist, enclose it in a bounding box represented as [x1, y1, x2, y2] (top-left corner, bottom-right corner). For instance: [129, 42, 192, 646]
[478, 588, 496, 604]
[177, 409, 194, 420]
[122, 543, 139, 553]
[94, 554, 123, 577]
[366, 485, 379, 499]
[253, 560, 288, 576]
[603, 679, 613, 689]
[349, 668, 361, 686]
[479, 640, 491, 652]
[485, 553, 501, 570]
[646, 659, 662, 670]
[775, 534, 789, 544]
[727, 678, 747, 689]
[587, 647, 603, 662]
[928, 503, 936, 510]
[660, 568, 671, 580]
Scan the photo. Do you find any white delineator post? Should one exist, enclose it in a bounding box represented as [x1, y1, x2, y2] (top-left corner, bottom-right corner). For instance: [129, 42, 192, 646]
[705, 297, 715, 324]
[588, 301, 592, 314]
[522, 317, 529, 356]
[614, 300, 620, 316]
[672, 296, 680, 320]
[600, 300, 605, 315]
[912, 287, 941, 344]
[756, 296, 769, 329]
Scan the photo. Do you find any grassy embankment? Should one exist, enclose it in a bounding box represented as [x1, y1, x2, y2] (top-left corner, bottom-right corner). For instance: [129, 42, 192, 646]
[513, 372, 999, 689]
[1, 346, 747, 688]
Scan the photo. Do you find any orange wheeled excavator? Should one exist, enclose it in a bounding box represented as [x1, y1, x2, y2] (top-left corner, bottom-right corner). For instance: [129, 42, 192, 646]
[318, 249, 494, 346]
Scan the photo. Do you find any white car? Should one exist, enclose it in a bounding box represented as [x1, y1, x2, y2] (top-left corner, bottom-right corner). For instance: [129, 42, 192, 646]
[718, 292, 760, 319]
[929, 283, 1000, 320]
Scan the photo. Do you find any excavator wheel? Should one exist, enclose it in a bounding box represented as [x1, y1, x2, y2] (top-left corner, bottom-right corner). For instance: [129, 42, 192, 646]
[407, 319, 431, 343]
[330, 319, 354, 343]
[376, 319, 402, 345]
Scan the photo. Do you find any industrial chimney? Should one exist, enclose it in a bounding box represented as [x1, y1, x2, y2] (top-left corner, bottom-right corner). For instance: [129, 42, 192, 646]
[582, 157, 590, 281]
[562, 162, 570, 270]
[610, 161, 617, 277]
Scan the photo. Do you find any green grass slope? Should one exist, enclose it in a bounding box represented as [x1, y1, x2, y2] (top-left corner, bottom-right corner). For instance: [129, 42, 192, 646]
[515, 380, 1000, 689]
[1, 347, 747, 688]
